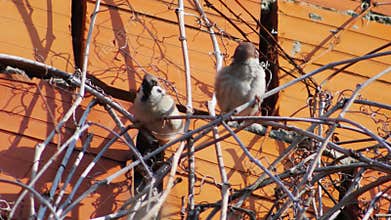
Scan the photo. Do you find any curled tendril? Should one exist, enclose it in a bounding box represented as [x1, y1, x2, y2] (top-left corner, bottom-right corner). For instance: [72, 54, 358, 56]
[336, 89, 354, 102]
[356, 98, 391, 138]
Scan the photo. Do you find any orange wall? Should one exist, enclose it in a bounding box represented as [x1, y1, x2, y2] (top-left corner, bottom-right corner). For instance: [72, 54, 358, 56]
[0, 0, 390, 218]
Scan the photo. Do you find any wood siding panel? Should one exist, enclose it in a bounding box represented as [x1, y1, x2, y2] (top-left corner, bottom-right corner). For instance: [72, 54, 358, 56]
[0, 0, 390, 218]
[0, 77, 135, 161]
[1, 0, 74, 72]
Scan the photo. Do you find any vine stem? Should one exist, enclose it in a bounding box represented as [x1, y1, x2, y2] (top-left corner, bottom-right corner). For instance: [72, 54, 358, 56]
[9, 1, 101, 218]
[192, 0, 228, 218]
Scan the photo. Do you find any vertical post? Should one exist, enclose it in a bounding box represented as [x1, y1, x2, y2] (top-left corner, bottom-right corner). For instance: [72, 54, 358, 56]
[259, 0, 279, 116]
[71, 0, 87, 68]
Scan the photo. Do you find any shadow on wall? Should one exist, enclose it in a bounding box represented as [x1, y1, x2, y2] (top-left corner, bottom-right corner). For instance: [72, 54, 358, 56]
[0, 133, 132, 219]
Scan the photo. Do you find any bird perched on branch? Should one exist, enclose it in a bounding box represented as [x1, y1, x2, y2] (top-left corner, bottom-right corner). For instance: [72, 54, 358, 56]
[132, 74, 183, 193]
[133, 73, 183, 143]
[215, 42, 266, 116]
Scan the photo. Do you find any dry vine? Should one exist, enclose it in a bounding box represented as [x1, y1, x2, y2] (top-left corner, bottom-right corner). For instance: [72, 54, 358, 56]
[0, 0, 390, 219]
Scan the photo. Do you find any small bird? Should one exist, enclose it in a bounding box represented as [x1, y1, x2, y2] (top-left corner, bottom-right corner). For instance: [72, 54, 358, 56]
[215, 42, 266, 116]
[133, 74, 183, 195]
[133, 73, 183, 143]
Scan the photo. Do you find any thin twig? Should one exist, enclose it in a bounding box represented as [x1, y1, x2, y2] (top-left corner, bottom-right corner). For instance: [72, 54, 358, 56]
[53, 133, 93, 208]
[0, 54, 135, 122]
[206, 102, 230, 220]
[321, 175, 391, 220]
[305, 65, 391, 184]
[0, 178, 60, 220]
[56, 123, 141, 216]
[9, 124, 90, 218]
[141, 142, 187, 220]
[37, 99, 98, 218]
[362, 186, 391, 220]
[176, 0, 196, 217]
[263, 51, 391, 100]
[192, 1, 228, 218]
[221, 121, 297, 202]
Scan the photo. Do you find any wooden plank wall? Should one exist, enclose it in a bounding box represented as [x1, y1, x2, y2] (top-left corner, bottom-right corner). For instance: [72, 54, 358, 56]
[0, 0, 390, 218]
[0, 2, 133, 218]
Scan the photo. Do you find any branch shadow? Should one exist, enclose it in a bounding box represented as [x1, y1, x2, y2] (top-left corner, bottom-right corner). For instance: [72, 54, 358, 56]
[0, 131, 132, 219]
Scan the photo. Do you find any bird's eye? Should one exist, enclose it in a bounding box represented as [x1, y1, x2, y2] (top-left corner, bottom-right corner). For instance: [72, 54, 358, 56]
[157, 88, 163, 93]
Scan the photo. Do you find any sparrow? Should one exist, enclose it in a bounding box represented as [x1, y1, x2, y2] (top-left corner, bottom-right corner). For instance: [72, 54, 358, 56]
[133, 73, 183, 143]
[133, 74, 182, 195]
[215, 42, 266, 116]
